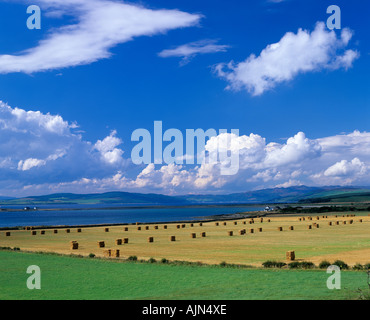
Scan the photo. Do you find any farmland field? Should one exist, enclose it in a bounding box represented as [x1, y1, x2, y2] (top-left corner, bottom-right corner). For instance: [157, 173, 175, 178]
[0, 250, 368, 300]
[1, 213, 369, 267]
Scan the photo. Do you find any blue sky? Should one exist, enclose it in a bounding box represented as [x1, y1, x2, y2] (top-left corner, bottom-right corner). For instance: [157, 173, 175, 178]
[0, 0, 369, 196]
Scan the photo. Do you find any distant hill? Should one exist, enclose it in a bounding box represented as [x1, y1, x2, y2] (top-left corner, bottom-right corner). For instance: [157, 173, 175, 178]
[1, 186, 369, 206]
[0, 192, 190, 206]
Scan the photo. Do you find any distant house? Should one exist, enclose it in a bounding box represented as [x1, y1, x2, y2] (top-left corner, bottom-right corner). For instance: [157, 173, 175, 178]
[264, 206, 271, 212]
[24, 207, 31, 211]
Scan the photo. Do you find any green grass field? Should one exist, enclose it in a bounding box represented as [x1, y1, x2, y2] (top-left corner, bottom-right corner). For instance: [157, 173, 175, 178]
[0, 250, 368, 300]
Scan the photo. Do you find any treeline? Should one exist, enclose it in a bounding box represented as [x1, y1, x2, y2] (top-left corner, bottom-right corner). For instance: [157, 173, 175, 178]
[278, 205, 370, 214]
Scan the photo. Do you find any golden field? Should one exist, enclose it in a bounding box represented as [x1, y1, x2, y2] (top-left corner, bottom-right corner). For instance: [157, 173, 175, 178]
[1, 213, 369, 267]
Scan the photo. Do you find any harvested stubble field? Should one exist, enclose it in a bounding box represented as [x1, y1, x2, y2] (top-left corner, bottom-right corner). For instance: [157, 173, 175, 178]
[1, 213, 369, 267]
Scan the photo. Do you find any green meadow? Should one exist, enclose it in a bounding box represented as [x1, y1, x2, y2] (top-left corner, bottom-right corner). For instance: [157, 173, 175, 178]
[0, 250, 368, 300]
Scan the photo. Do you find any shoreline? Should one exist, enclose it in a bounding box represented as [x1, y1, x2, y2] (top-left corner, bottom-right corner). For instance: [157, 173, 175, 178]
[0, 210, 267, 230]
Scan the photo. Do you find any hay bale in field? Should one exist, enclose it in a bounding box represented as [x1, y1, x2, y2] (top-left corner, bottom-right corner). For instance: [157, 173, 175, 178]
[316, 224, 320, 228]
[105, 228, 109, 232]
[77, 228, 82, 233]
[5, 232, 11, 236]
[124, 227, 129, 231]
[349, 220, 353, 224]
[191, 233, 196, 239]
[307, 225, 312, 229]
[278, 227, 283, 231]
[163, 225, 167, 229]
[249, 228, 254, 234]
[298, 218, 302, 221]
[343, 221, 347, 225]
[258, 228, 263, 232]
[31, 231, 37, 235]
[53, 229, 58, 234]
[260, 218, 264, 223]
[223, 222, 227, 226]
[70, 242, 79, 250]
[170, 236, 176, 242]
[336, 221, 340, 225]
[289, 226, 294, 231]
[116, 239, 122, 245]
[215, 222, 219, 226]
[316, 217, 320, 220]
[328, 222, 332, 226]
[137, 226, 142, 231]
[148, 237, 154, 243]
[228, 231, 233, 236]
[239, 229, 245, 235]
[98, 241, 105, 248]
[234, 221, 238, 225]
[40, 230, 45, 235]
[249, 221, 253, 224]
[267, 219, 271, 222]
[145, 226, 149, 230]
[176, 225, 181, 229]
[154, 226, 158, 230]
[302, 217, 305, 221]
[190, 223, 194, 227]
[201, 232, 206, 238]
[113, 249, 120, 258]
[199, 223, 203, 227]
[103, 249, 111, 258]
[124, 238, 129, 244]
[181, 224, 186, 228]
[286, 251, 295, 261]
[243, 221, 246, 225]
[66, 229, 70, 233]
[359, 219, 363, 223]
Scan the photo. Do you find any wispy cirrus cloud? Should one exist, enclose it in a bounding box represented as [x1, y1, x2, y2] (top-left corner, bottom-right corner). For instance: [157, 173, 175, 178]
[158, 39, 230, 65]
[0, 0, 201, 74]
[215, 22, 359, 96]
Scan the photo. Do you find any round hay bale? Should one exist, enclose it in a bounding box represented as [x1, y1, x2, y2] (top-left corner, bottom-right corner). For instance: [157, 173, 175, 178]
[359, 219, 363, 223]
[328, 222, 332, 226]
[103, 249, 111, 257]
[223, 222, 227, 226]
[336, 221, 340, 225]
[190, 223, 194, 227]
[53, 229, 58, 234]
[228, 231, 233, 236]
[163, 225, 167, 229]
[316, 224, 320, 228]
[267, 219, 271, 222]
[170, 236, 176, 242]
[31, 231, 37, 235]
[307, 225, 312, 229]
[98, 241, 105, 248]
[176, 225, 181, 229]
[40, 230, 45, 235]
[239, 229, 245, 235]
[191, 233, 196, 239]
[215, 222, 219, 226]
[181, 224, 186, 228]
[124, 227, 129, 231]
[286, 251, 295, 261]
[199, 223, 203, 227]
[137, 226, 142, 231]
[105, 228, 109, 232]
[201, 232, 206, 238]
[148, 237, 154, 243]
[154, 226, 158, 230]
[66, 229, 70, 233]
[77, 228, 82, 233]
[145, 226, 149, 230]
[289, 226, 294, 231]
[234, 221, 238, 225]
[113, 249, 120, 258]
[249, 228, 254, 234]
[5, 232, 11, 237]
[343, 221, 347, 225]
[243, 221, 246, 225]
[278, 227, 283, 231]
[123, 238, 129, 244]
[258, 228, 263, 232]
[70, 242, 79, 250]
[116, 239, 123, 245]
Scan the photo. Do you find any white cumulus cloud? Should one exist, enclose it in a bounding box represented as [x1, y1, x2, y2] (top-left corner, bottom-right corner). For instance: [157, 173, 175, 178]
[215, 22, 359, 95]
[0, 0, 201, 74]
